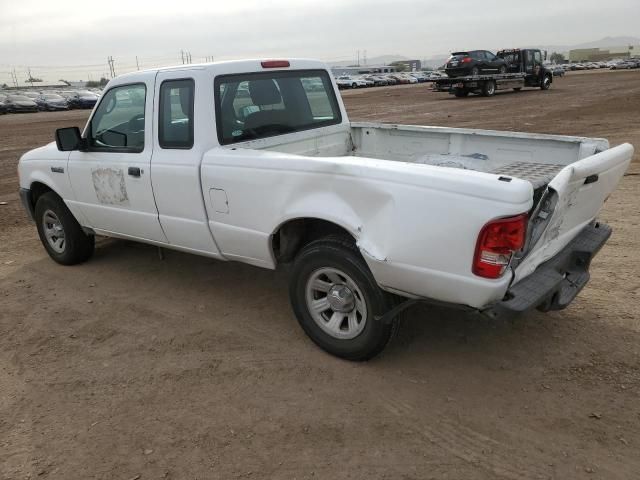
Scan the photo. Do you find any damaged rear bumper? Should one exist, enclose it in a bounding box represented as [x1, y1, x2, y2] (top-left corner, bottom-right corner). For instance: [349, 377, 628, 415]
[483, 221, 611, 319]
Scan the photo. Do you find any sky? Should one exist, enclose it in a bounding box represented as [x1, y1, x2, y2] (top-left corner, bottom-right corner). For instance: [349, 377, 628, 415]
[0, 0, 638, 85]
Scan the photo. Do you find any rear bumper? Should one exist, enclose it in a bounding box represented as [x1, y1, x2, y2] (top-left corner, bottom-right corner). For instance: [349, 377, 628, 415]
[444, 67, 471, 77]
[484, 222, 611, 319]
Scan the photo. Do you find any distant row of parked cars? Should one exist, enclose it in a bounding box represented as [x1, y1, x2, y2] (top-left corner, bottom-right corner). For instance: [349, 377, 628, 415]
[334, 71, 447, 89]
[0, 89, 102, 114]
[558, 59, 640, 71]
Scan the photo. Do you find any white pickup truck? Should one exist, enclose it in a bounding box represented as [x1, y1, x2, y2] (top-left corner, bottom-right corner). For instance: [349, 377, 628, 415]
[18, 59, 633, 360]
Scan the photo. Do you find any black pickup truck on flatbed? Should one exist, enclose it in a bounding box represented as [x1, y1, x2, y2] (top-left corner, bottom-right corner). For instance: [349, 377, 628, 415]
[433, 48, 553, 97]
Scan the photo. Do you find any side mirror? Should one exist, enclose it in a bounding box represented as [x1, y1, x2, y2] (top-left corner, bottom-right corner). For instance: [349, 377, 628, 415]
[55, 127, 85, 151]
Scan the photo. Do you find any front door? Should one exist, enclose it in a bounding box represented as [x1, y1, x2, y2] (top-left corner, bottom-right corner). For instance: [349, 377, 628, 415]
[67, 76, 167, 242]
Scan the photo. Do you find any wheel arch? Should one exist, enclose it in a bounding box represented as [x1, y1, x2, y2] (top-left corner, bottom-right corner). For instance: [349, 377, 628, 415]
[271, 216, 359, 264]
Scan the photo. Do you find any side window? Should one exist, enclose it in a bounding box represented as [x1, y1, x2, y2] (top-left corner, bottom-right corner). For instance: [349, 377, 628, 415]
[89, 84, 146, 152]
[470, 51, 482, 60]
[159, 79, 194, 149]
[534, 51, 542, 65]
[485, 51, 496, 60]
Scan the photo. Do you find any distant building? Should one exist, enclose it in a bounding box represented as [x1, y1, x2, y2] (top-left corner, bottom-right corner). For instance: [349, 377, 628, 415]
[393, 59, 422, 72]
[569, 45, 639, 62]
[330, 65, 397, 76]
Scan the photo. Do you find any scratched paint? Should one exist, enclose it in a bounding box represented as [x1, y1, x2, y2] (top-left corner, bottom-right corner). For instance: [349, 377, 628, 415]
[91, 168, 129, 206]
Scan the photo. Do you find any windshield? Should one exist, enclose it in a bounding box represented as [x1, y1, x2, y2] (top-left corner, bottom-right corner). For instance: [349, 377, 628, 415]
[44, 94, 62, 99]
[9, 95, 31, 101]
[215, 69, 342, 145]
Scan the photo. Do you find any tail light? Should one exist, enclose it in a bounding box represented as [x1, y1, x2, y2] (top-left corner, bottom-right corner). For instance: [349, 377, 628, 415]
[461, 57, 473, 63]
[473, 214, 528, 279]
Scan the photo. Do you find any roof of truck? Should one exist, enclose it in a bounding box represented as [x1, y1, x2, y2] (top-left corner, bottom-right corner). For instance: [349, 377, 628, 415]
[116, 58, 328, 80]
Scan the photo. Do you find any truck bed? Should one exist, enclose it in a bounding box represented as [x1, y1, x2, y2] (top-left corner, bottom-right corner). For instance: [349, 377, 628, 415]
[247, 122, 607, 192]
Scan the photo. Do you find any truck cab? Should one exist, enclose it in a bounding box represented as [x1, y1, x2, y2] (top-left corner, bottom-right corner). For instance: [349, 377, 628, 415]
[497, 48, 552, 89]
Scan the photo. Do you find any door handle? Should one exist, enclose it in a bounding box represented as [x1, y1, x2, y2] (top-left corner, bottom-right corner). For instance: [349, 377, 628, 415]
[128, 166, 141, 177]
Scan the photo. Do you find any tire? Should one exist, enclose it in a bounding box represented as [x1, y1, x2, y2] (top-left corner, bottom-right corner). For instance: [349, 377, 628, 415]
[289, 235, 398, 361]
[35, 192, 94, 265]
[351, 83, 357, 89]
[454, 89, 469, 97]
[513, 87, 522, 92]
[481, 80, 496, 96]
[541, 75, 551, 90]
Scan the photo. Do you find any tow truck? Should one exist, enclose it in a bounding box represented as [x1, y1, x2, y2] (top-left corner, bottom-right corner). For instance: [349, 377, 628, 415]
[433, 48, 553, 97]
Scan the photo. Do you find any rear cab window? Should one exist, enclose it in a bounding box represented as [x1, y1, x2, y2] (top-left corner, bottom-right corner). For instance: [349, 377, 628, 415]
[214, 69, 341, 145]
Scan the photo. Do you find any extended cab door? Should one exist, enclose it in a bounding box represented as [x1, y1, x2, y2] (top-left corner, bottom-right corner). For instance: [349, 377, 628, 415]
[66, 74, 167, 242]
[148, 70, 223, 256]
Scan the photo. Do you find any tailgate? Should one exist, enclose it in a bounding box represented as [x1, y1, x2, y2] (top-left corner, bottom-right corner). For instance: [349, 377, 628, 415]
[513, 143, 634, 283]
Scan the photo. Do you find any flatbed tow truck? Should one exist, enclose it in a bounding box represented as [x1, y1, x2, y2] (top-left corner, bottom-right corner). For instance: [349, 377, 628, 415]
[433, 48, 553, 97]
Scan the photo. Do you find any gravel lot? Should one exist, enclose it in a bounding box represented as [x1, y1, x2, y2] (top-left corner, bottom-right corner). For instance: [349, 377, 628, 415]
[1, 70, 639, 479]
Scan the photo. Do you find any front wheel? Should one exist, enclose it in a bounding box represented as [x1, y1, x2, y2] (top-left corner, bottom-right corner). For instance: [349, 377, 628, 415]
[289, 236, 398, 361]
[541, 75, 551, 90]
[35, 192, 94, 265]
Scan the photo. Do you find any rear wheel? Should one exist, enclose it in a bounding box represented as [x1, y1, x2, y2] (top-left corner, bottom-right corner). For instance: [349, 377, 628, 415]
[481, 80, 496, 96]
[289, 236, 398, 361]
[35, 192, 94, 265]
[351, 83, 357, 89]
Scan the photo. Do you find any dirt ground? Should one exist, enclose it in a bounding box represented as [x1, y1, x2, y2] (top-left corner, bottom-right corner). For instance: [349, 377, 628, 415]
[1, 70, 639, 480]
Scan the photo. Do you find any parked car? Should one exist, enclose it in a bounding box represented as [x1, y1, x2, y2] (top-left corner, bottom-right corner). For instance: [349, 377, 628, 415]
[335, 76, 368, 89]
[445, 50, 507, 77]
[0, 99, 6, 114]
[354, 76, 374, 87]
[3, 95, 38, 113]
[425, 71, 448, 81]
[549, 66, 565, 77]
[36, 93, 69, 111]
[382, 75, 398, 85]
[67, 90, 99, 109]
[363, 75, 388, 86]
[22, 91, 41, 101]
[388, 74, 410, 84]
[409, 72, 428, 82]
[610, 61, 638, 70]
[17, 58, 633, 360]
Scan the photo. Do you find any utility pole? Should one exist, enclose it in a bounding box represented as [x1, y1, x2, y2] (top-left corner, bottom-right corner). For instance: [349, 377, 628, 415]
[357, 50, 360, 66]
[107, 56, 115, 78]
[363, 50, 367, 66]
[188, 52, 192, 64]
[181, 50, 185, 64]
[136, 56, 140, 70]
